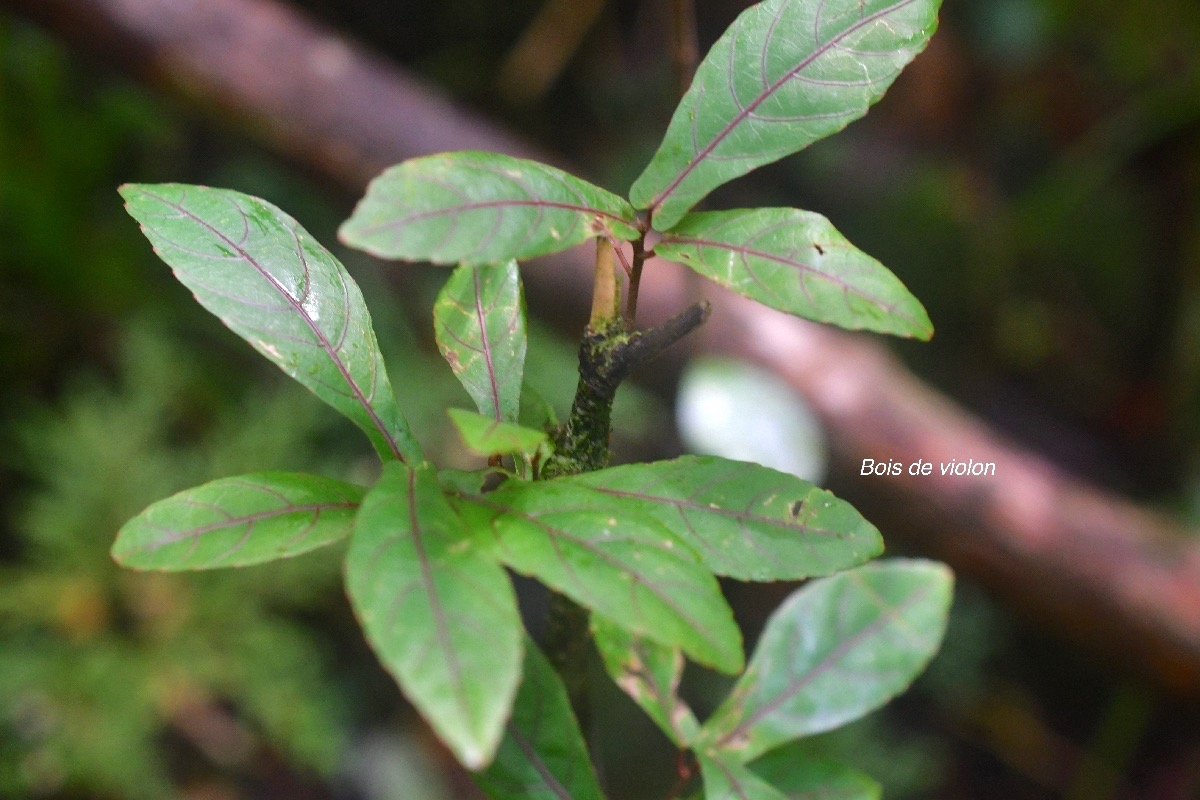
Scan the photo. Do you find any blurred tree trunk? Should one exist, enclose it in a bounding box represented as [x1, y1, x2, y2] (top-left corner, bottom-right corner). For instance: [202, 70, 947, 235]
[5, 0, 1200, 696]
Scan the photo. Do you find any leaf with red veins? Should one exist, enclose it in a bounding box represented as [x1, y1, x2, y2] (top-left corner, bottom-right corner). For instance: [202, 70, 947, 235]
[340, 151, 640, 265]
[121, 183, 421, 463]
[655, 208, 932, 339]
[630, 0, 941, 230]
[346, 461, 522, 770]
[113, 472, 364, 570]
[434, 261, 526, 423]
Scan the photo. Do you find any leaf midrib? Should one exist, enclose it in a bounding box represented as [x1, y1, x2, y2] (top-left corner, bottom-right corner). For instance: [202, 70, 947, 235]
[136, 499, 356, 551]
[357, 198, 633, 237]
[508, 726, 576, 800]
[472, 268, 504, 420]
[582, 483, 847, 540]
[405, 467, 475, 733]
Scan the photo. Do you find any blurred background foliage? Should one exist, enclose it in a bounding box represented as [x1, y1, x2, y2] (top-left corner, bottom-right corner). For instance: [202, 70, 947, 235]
[1, 0, 1199, 798]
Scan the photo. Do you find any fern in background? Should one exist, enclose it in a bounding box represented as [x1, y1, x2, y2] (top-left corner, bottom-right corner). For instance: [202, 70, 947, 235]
[0, 321, 355, 798]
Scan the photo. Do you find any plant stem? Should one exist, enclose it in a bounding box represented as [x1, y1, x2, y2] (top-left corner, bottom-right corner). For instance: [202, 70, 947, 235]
[543, 240, 710, 727]
[543, 303, 711, 729]
[591, 236, 622, 329]
[545, 299, 711, 479]
[544, 590, 594, 735]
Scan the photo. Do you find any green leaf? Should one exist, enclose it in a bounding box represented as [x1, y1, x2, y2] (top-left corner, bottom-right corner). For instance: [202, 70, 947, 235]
[750, 749, 881, 800]
[698, 751, 789, 800]
[698, 560, 953, 763]
[112, 472, 363, 570]
[655, 209, 931, 339]
[630, 0, 941, 229]
[339, 151, 640, 265]
[458, 481, 744, 674]
[346, 461, 522, 769]
[434, 261, 527, 422]
[119, 184, 421, 463]
[438, 467, 495, 496]
[591, 614, 699, 746]
[518, 382, 558, 432]
[448, 408, 550, 458]
[474, 638, 605, 800]
[563, 455, 882, 581]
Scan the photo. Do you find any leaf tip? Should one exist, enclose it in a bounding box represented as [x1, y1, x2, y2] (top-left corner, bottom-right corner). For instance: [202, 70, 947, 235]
[709, 634, 746, 676]
[922, 558, 956, 595]
[118, 182, 170, 203]
[109, 537, 130, 567]
[456, 742, 490, 771]
[117, 183, 148, 214]
[908, 310, 935, 342]
[879, 298, 934, 341]
[110, 518, 146, 568]
[333, 216, 359, 250]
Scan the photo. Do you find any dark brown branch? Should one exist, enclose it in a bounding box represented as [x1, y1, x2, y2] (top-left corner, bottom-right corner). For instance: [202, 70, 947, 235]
[548, 301, 712, 478]
[7, 0, 1200, 696]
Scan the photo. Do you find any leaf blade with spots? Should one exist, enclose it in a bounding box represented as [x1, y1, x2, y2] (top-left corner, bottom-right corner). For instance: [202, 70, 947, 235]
[630, 0, 942, 230]
[120, 183, 421, 463]
[435, 261, 527, 422]
[346, 461, 522, 769]
[339, 151, 640, 265]
[655, 209, 931, 339]
[112, 472, 363, 570]
[563, 455, 883, 581]
[592, 614, 700, 746]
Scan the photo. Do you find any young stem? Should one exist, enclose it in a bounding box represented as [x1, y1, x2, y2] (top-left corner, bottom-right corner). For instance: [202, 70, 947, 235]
[590, 236, 621, 329]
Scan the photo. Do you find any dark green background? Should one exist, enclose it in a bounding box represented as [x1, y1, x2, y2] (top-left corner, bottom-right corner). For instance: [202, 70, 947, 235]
[2, 1, 1198, 798]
